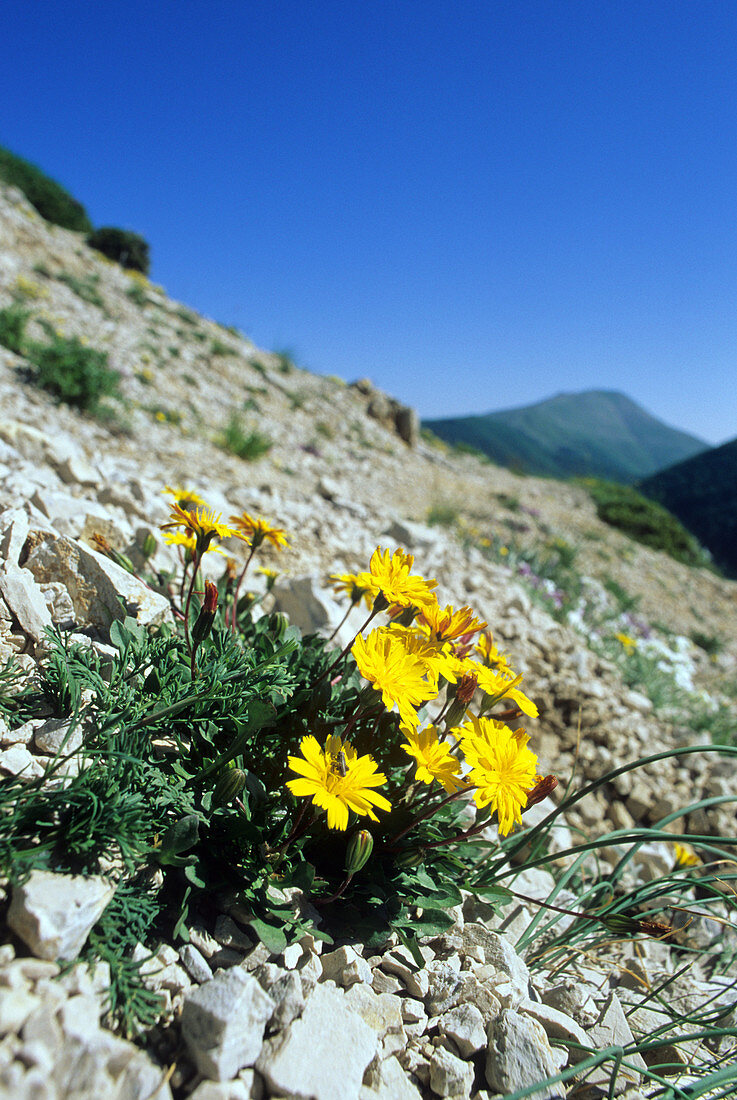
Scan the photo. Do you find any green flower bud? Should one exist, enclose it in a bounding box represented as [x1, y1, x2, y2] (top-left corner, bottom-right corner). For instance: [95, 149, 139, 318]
[345, 829, 373, 875]
[212, 765, 247, 807]
[141, 532, 157, 560]
[394, 847, 426, 870]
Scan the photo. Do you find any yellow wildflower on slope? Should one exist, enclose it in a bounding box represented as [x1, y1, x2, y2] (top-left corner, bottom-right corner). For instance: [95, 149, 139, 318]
[401, 725, 466, 793]
[286, 735, 391, 831]
[229, 513, 289, 550]
[459, 715, 539, 836]
[418, 602, 487, 644]
[364, 547, 437, 610]
[161, 503, 236, 556]
[352, 627, 437, 728]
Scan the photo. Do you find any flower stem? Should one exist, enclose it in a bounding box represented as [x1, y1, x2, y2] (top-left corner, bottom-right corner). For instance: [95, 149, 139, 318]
[386, 784, 477, 850]
[313, 606, 380, 687]
[231, 544, 257, 631]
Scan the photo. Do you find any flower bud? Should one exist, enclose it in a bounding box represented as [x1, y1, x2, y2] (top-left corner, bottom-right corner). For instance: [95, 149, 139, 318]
[142, 532, 157, 560]
[345, 829, 373, 875]
[192, 581, 219, 645]
[212, 765, 247, 807]
[523, 774, 558, 810]
[394, 846, 426, 869]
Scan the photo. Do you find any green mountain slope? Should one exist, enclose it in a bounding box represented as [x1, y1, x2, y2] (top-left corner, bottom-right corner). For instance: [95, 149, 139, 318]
[639, 438, 737, 577]
[424, 390, 709, 482]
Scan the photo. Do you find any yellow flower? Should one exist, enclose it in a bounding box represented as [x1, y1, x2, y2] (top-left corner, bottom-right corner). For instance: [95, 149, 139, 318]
[673, 842, 700, 869]
[230, 512, 289, 550]
[475, 631, 514, 675]
[474, 663, 538, 718]
[286, 734, 391, 831]
[163, 485, 207, 512]
[364, 547, 437, 610]
[459, 716, 539, 835]
[161, 503, 236, 556]
[401, 725, 466, 793]
[615, 632, 637, 655]
[352, 627, 437, 728]
[330, 572, 374, 608]
[418, 602, 487, 644]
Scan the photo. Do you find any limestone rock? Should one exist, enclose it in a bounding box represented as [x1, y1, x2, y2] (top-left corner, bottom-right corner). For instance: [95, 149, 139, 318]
[256, 983, 378, 1100]
[24, 533, 171, 632]
[181, 966, 274, 1081]
[8, 871, 116, 961]
[486, 1008, 564, 1099]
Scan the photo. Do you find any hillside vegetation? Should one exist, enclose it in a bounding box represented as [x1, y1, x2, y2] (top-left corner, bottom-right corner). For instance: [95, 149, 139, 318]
[424, 389, 709, 482]
[640, 436, 737, 577]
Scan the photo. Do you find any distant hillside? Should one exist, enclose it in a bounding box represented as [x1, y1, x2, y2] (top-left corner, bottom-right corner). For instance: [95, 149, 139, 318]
[424, 390, 709, 482]
[639, 438, 737, 577]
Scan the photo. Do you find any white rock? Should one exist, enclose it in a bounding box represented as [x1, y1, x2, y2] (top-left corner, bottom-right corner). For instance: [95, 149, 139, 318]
[359, 1053, 422, 1100]
[429, 1045, 475, 1097]
[0, 565, 52, 642]
[24, 534, 171, 631]
[179, 944, 213, 984]
[33, 717, 83, 755]
[256, 983, 378, 1100]
[188, 1081, 256, 1100]
[320, 944, 372, 988]
[344, 984, 403, 1035]
[272, 575, 342, 635]
[8, 871, 116, 961]
[438, 1002, 487, 1057]
[485, 1008, 564, 1099]
[0, 744, 45, 778]
[181, 966, 274, 1081]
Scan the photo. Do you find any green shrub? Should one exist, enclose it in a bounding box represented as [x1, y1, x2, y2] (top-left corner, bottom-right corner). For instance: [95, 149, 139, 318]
[0, 304, 30, 355]
[216, 414, 272, 461]
[26, 330, 121, 412]
[582, 478, 708, 567]
[87, 227, 150, 274]
[0, 146, 92, 232]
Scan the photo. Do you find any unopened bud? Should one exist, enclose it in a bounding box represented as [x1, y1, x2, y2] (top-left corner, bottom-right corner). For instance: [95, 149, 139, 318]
[444, 673, 478, 728]
[212, 765, 247, 807]
[142, 532, 157, 560]
[345, 829, 373, 875]
[523, 775, 558, 810]
[394, 846, 426, 869]
[192, 581, 218, 644]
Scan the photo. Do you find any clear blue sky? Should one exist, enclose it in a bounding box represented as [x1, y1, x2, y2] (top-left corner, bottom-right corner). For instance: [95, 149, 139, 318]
[3, 1, 737, 444]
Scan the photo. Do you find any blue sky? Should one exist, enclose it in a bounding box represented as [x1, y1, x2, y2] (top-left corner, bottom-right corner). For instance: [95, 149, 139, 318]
[3, 1, 737, 443]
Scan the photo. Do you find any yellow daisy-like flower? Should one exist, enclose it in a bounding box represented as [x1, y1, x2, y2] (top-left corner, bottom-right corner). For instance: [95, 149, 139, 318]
[474, 663, 539, 718]
[229, 512, 289, 551]
[162, 485, 207, 512]
[352, 627, 437, 729]
[459, 716, 540, 836]
[330, 571, 374, 608]
[401, 725, 466, 793]
[286, 734, 391, 831]
[475, 630, 514, 675]
[673, 842, 700, 869]
[161, 503, 237, 556]
[615, 632, 637, 655]
[418, 602, 487, 644]
[364, 547, 437, 610]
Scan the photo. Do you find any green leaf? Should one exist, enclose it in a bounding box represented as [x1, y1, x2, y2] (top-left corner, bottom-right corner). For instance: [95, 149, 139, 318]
[156, 814, 200, 861]
[467, 883, 514, 903]
[250, 918, 287, 955]
[397, 907, 455, 937]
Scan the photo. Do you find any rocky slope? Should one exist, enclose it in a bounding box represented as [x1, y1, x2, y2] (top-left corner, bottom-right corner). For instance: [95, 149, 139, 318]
[0, 180, 735, 1100]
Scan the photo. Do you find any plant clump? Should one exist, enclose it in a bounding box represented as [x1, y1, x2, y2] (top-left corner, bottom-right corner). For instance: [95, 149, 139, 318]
[88, 226, 150, 275]
[0, 145, 93, 232]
